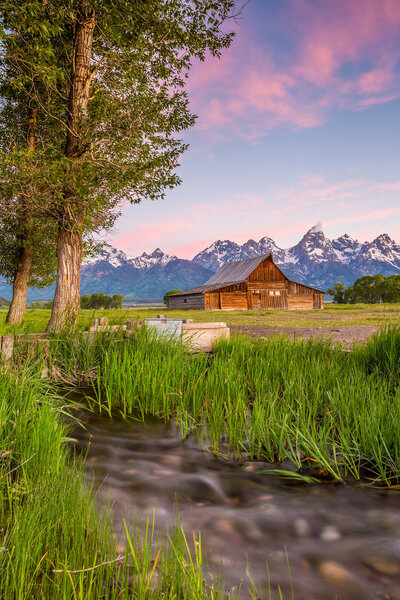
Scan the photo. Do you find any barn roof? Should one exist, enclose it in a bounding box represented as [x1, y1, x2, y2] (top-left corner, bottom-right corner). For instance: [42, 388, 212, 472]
[170, 253, 325, 296]
[206, 254, 267, 285]
[170, 255, 268, 297]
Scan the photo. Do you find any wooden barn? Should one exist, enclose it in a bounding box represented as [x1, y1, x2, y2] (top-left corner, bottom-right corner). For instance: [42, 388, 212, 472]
[169, 254, 324, 311]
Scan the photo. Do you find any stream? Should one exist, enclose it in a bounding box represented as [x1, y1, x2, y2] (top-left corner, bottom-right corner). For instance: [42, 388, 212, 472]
[73, 412, 400, 600]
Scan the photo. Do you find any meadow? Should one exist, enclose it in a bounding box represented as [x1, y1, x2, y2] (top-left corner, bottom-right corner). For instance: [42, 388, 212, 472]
[2, 321, 400, 599]
[1, 302, 400, 334]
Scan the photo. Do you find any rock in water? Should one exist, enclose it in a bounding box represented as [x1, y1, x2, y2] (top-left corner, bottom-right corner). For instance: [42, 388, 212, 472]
[318, 560, 353, 583]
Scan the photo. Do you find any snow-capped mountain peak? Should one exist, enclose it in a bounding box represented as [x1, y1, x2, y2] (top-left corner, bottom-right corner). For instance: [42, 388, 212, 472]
[85, 243, 177, 270]
[354, 234, 400, 270]
[287, 227, 338, 265]
[81, 227, 400, 299]
[130, 248, 177, 270]
[84, 243, 131, 268]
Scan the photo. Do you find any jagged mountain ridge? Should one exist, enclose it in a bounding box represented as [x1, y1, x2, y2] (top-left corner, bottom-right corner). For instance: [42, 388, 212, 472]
[193, 228, 400, 290]
[79, 244, 214, 299]
[1, 229, 399, 300]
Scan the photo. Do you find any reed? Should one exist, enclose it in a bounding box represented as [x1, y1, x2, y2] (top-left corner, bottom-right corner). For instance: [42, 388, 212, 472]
[0, 364, 238, 600]
[44, 325, 400, 485]
[3, 325, 400, 598]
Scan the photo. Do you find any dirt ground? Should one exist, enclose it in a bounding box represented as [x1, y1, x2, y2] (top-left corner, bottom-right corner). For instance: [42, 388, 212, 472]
[230, 324, 380, 347]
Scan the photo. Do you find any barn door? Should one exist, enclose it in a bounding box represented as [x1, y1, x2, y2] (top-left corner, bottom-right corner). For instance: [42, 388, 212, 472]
[266, 290, 287, 309]
[261, 291, 268, 309]
[252, 291, 261, 309]
[313, 293, 321, 309]
[209, 292, 220, 310]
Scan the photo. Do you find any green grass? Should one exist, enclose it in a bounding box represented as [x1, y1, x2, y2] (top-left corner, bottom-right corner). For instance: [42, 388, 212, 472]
[0, 364, 238, 600]
[42, 325, 400, 485]
[1, 303, 400, 335]
[3, 324, 400, 599]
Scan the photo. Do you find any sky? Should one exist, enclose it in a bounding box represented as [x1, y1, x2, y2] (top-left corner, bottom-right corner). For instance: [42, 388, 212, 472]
[110, 0, 400, 259]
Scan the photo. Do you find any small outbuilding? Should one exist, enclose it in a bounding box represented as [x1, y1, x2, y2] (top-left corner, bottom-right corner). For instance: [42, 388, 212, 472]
[169, 254, 324, 311]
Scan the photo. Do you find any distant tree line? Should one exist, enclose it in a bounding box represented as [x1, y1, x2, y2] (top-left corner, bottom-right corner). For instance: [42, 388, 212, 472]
[0, 296, 10, 309]
[30, 300, 53, 309]
[11, 295, 125, 310]
[80, 293, 124, 310]
[327, 275, 400, 304]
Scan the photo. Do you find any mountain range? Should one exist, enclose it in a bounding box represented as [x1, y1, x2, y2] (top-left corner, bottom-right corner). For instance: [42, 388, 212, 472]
[1, 226, 400, 300]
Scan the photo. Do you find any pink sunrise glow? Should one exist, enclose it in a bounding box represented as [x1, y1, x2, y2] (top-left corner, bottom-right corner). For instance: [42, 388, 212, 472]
[112, 1, 400, 260]
[188, 0, 400, 138]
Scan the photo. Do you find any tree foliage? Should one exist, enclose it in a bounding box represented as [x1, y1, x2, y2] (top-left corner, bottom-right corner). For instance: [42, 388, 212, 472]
[163, 289, 183, 306]
[81, 293, 124, 309]
[0, 0, 238, 329]
[327, 275, 400, 304]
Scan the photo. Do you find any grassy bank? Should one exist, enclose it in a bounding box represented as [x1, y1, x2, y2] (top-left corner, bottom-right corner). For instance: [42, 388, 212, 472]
[0, 366, 238, 600]
[1, 302, 400, 334]
[3, 326, 400, 599]
[47, 325, 400, 485]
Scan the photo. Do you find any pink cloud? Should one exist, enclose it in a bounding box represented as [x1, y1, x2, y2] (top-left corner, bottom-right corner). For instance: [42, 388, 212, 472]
[358, 68, 395, 94]
[113, 219, 194, 248]
[189, 0, 400, 138]
[326, 207, 400, 228]
[371, 181, 400, 192]
[167, 238, 217, 258]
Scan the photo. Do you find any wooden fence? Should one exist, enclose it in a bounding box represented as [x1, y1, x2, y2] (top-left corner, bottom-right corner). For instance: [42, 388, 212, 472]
[0, 317, 230, 370]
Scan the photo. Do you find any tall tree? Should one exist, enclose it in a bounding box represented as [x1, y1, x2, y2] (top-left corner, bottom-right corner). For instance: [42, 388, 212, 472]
[0, 2, 63, 323]
[46, 0, 237, 331]
[1, 0, 238, 331]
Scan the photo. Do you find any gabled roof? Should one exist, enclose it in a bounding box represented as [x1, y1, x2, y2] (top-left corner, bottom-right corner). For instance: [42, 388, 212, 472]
[170, 253, 325, 297]
[206, 254, 268, 285]
[170, 255, 269, 297]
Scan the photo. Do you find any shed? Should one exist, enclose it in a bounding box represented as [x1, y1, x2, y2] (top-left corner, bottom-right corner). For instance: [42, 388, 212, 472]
[169, 254, 324, 311]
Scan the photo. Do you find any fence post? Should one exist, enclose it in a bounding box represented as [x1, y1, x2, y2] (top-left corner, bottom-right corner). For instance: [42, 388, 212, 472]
[1, 334, 14, 366]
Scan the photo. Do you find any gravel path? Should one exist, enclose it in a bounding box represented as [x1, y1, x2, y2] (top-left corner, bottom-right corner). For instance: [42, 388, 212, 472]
[231, 324, 380, 347]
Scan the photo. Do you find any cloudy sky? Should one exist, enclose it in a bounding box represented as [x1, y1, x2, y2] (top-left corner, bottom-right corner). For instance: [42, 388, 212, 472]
[111, 0, 400, 258]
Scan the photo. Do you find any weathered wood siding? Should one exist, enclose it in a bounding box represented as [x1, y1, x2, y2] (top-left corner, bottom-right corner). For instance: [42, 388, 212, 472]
[313, 293, 324, 309]
[287, 294, 314, 310]
[248, 258, 285, 282]
[220, 292, 247, 310]
[169, 293, 205, 310]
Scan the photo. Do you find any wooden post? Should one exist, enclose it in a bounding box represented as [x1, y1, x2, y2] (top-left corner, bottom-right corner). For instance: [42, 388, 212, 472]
[1, 334, 14, 366]
[247, 291, 253, 310]
[40, 339, 50, 379]
[126, 319, 139, 332]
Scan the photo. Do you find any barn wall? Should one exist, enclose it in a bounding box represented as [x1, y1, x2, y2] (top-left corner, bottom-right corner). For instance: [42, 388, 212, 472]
[287, 281, 315, 295]
[313, 293, 324, 309]
[247, 281, 286, 291]
[220, 292, 248, 310]
[207, 292, 220, 310]
[248, 257, 285, 282]
[169, 294, 205, 310]
[287, 294, 314, 310]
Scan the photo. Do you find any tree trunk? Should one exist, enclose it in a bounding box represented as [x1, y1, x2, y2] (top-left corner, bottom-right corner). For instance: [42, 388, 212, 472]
[46, 1, 95, 332]
[5, 246, 33, 325]
[6, 107, 37, 326]
[45, 227, 83, 332]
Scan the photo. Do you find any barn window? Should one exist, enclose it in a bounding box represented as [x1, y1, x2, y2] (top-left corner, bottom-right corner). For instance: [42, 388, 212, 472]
[269, 291, 274, 296]
[275, 291, 281, 296]
[184, 299, 187, 303]
[236, 284, 241, 291]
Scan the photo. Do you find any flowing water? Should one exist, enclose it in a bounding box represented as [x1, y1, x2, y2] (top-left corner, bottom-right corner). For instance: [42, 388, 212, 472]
[73, 412, 400, 600]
